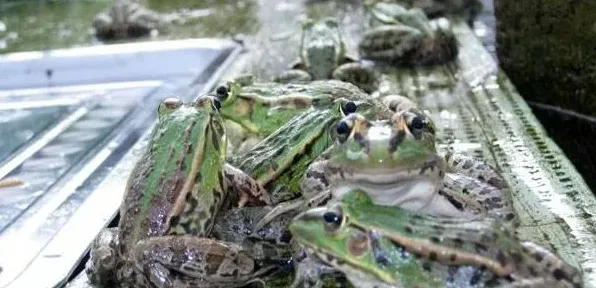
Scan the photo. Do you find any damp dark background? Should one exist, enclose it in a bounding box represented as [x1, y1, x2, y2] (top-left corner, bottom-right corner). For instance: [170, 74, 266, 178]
[1, 0, 595, 192]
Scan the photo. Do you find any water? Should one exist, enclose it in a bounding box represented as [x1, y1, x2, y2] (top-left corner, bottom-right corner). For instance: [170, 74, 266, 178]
[0, 0, 259, 53]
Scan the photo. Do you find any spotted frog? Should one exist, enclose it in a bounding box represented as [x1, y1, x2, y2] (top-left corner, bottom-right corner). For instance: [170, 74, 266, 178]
[256, 109, 515, 229]
[93, 0, 162, 41]
[85, 96, 276, 288]
[273, 18, 382, 94]
[290, 190, 583, 288]
[217, 76, 396, 155]
[359, 2, 459, 66]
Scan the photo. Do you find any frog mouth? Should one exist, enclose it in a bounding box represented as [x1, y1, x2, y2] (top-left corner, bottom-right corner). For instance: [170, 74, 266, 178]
[328, 156, 442, 185]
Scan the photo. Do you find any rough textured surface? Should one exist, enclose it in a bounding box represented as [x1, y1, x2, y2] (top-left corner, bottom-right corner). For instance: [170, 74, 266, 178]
[494, 0, 596, 116]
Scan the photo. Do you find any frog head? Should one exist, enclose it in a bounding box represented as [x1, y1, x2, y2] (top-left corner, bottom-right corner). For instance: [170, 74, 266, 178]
[299, 17, 346, 80]
[325, 108, 440, 186]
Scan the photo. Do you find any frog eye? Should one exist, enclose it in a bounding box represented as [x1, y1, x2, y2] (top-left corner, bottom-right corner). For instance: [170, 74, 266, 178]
[341, 101, 357, 115]
[215, 85, 229, 100]
[336, 121, 351, 135]
[158, 97, 182, 115]
[323, 205, 344, 234]
[409, 115, 425, 130]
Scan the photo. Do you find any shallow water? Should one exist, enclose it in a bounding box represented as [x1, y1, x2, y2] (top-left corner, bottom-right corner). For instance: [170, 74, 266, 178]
[0, 0, 259, 53]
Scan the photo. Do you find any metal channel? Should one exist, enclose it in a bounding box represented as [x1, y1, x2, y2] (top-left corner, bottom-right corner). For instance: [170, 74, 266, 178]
[0, 38, 242, 288]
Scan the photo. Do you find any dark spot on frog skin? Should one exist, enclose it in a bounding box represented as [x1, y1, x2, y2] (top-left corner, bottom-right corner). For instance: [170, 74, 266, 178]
[428, 252, 437, 261]
[388, 129, 406, 153]
[422, 262, 432, 271]
[403, 226, 414, 234]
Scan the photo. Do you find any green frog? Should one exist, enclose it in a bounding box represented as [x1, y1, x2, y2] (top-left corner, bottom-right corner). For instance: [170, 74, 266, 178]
[359, 2, 459, 66]
[256, 109, 515, 230]
[85, 96, 278, 288]
[273, 18, 382, 94]
[228, 98, 375, 205]
[93, 0, 162, 41]
[289, 190, 583, 288]
[217, 76, 396, 155]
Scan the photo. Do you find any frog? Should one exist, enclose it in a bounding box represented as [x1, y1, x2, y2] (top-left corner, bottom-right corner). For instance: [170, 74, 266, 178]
[216, 75, 396, 155]
[93, 0, 162, 41]
[359, 1, 459, 66]
[85, 96, 277, 288]
[255, 108, 515, 230]
[228, 98, 375, 205]
[273, 17, 383, 95]
[289, 189, 584, 288]
[374, 0, 484, 25]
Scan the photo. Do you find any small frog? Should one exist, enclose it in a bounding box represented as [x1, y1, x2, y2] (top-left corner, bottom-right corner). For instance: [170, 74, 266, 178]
[359, 2, 459, 66]
[290, 190, 583, 288]
[274, 18, 382, 94]
[93, 0, 162, 41]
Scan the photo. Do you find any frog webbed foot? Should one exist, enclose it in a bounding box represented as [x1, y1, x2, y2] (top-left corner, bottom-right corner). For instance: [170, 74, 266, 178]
[332, 62, 380, 94]
[133, 236, 276, 288]
[86, 228, 121, 286]
[273, 70, 313, 84]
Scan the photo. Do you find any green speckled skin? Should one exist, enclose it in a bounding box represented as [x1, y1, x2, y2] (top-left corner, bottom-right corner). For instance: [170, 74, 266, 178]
[291, 190, 583, 288]
[117, 96, 227, 256]
[229, 99, 364, 204]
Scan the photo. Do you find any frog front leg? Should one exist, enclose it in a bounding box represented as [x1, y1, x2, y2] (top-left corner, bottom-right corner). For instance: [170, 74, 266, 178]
[332, 62, 380, 94]
[224, 164, 271, 206]
[253, 160, 332, 231]
[440, 173, 517, 223]
[133, 236, 275, 288]
[86, 228, 122, 286]
[443, 152, 509, 189]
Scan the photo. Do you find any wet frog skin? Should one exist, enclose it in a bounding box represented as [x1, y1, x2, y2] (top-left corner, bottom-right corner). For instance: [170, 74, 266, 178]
[228, 98, 373, 205]
[359, 2, 459, 66]
[273, 18, 382, 94]
[86, 96, 273, 288]
[290, 190, 583, 288]
[217, 76, 375, 154]
[303, 109, 516, 222]
[93, 0, 162, 41]
[256, 109, 515, 230]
